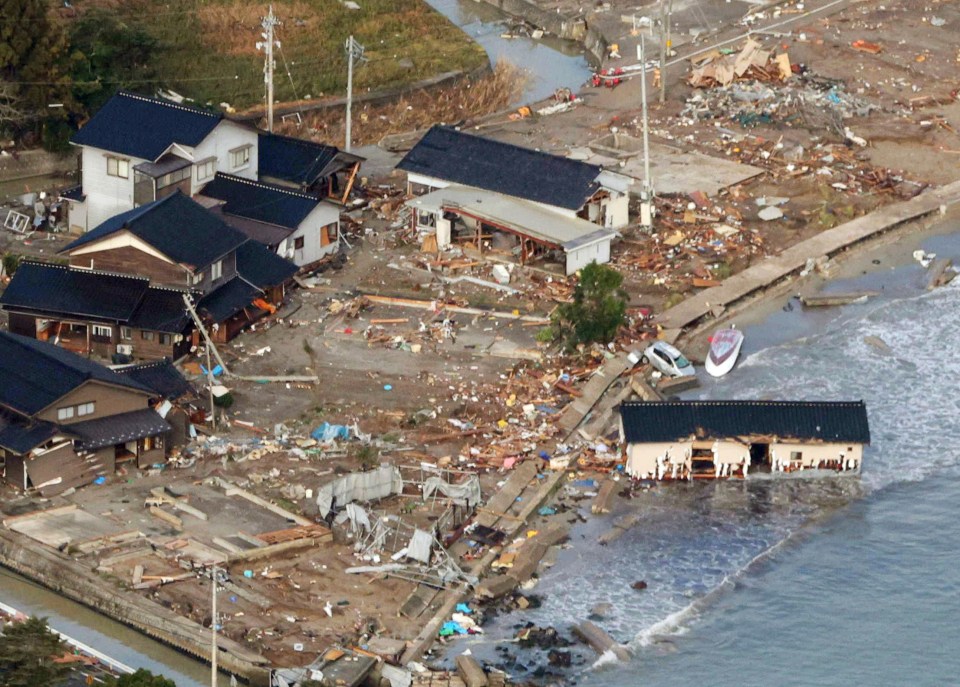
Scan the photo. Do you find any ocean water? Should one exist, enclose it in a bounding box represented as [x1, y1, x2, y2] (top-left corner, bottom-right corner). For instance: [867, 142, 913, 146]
[449, 232, 960, 684]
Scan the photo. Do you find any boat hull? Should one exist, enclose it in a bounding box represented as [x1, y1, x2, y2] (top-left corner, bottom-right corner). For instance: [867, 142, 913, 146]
[706, 328, 744, 377]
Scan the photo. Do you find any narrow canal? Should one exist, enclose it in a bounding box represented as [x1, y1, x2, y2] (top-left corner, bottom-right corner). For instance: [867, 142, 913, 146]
[424, 0, 593, 104]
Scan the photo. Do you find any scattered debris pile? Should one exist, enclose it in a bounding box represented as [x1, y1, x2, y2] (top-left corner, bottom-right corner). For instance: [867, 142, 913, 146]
[688, 39, 793, 88]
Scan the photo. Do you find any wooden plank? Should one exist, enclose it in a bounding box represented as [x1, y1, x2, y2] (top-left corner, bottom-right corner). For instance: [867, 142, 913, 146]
[148, 507, 182, 530]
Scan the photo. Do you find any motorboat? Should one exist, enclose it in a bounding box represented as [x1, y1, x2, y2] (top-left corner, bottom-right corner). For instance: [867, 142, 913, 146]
[705, 326, 743, 377]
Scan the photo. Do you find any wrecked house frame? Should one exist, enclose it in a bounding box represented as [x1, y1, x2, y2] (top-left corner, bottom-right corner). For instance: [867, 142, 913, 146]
[620, 400, 870, 481]
[405, 185, 618, 275]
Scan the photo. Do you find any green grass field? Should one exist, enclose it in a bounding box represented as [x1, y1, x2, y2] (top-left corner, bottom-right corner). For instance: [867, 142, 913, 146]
[71, 0, 487, 110]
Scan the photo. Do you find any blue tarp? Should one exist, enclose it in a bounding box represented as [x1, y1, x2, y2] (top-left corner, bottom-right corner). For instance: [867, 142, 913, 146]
[311, 422, 350, 441]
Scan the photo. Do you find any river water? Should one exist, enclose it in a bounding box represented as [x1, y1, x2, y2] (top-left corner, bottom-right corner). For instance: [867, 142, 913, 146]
[424, 0, 593, 104]
[447, 224, 960, 684]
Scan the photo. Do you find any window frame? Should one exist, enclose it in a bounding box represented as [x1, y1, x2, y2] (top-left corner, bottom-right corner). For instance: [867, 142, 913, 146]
[77, 402, 95, 417]
[195, 158, 216, 182]
[91, 324, 112, 339]
[57, 406, 75, 421]
[211, 260, 223, 282]
[229, 145, 251, 170]
[106, 156, 130, 179]
[120, 326, 133, 340]
[141, 331, 155, 342]
[293, 236, 305, 250]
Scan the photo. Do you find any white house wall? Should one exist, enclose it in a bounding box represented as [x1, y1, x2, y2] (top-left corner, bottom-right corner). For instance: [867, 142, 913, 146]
[192, 121, 259, 185]
[769, 441, 863, 472]
[565, 240, 611, 275]
[625, 441, 692, 479]
[602, 194, 630, 229]
[281, 203, 340, 266]
[81, 145, 143, 230]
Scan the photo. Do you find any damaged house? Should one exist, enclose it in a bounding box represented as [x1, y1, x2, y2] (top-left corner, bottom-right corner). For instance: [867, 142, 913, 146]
[61, 90, 362, 234]
[197, 173, 341, 269]
[0, 192, 297, 360]
[397, 125, 627, 274]
[0, 331, 171, 496]
[620, 400, 870, 480]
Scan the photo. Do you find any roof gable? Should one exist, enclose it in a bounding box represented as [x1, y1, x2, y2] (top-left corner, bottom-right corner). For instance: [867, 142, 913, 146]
[63, 192, 248, 270]
[258, 132, 362, 186]
[0, 331, 152, 416]
[620, 400, 871, 445]
[200, 173, 319, 229]
[115, 359, 194, 400]
[236, 240, 298, 288]
[397, 126, 603, 211]
[71, 91, 223, 161]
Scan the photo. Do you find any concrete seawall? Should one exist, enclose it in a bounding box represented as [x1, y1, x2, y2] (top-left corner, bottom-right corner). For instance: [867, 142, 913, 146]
[0, 529, 270, 686]
[0, 149, 74, 184]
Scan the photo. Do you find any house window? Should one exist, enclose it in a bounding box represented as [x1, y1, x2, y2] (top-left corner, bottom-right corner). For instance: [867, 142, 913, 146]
[91, 324, 112, 340]
[121, 327, 133, 340]
[192, 270, 205, 285]
[196, 159, 216, 182]
[293, 236, 305, 250]
[57, 406, 75, 421]
[158, 333, 172, 345]
[230, 146, 251, 170]
[106, 156, 129, 179]
[211, 260, 222, 281]
[157, 167, 191, 188]
[141, 331, 155, 341]
[790, 451, 803, 461]
[77, 402, 95, 417]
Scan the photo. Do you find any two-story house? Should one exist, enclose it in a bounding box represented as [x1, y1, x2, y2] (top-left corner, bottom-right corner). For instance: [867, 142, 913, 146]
[0, 192, 297, 359]
[64, 90, 260, 232]
[62, 91, 365, 240]
[0, 331, 171, 496]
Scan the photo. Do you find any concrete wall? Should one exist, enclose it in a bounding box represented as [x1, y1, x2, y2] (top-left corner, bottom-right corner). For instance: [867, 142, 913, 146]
[625, 440, 691, 479]
[0, 149, 74, 182]
[0, 529, 270, 685]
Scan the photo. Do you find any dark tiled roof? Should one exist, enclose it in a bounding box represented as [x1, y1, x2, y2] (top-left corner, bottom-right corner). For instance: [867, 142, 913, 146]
[0, 261, 149, 321]
[217, 210, 292, 247]
[0, 331, 151, 416]
[71, 408, 170, 451]
[59, 185, 85, 202]
[0, 412, 65, 454]
[197, 277, 261, 322]
[620, 401, 871, 445]
[258, 132, 362, 186]
[397, 126, 602, 211]
[126, 288, 193, 333]
[200, 173, 319, 229]
[62, 192, 247, 270]
[115, 359, 194, 400]
[71, 91, 222, 161]
[236, 241, 297, 288]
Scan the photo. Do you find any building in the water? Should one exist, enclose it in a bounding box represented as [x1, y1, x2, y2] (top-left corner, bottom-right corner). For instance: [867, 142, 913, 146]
[619, 400, 870, 480]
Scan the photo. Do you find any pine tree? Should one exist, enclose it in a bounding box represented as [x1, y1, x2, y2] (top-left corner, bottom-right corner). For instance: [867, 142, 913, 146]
[0, 616, 70, 687]
[549, 262, 628, 351]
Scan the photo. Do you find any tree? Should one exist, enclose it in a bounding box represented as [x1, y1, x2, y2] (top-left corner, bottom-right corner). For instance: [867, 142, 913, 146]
[106, 668, 177, 687]
[68, 9, 158, 114]
[0, 0, 76, 144]
[547, 262, 628, 351]
[0, 615, 70, 687]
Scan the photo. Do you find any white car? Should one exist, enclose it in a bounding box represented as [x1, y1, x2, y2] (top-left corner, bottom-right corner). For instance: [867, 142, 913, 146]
[641, 341, 695, 378]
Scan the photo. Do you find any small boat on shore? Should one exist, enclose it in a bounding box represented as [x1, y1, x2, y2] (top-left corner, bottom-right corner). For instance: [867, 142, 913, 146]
[705, 326, 744, 377]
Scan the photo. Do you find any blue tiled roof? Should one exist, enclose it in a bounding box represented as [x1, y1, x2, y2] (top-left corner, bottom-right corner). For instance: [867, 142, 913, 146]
[126, 287, 193, 333]
[197, 277, 261, 322]
[0, 331, 151, 417]
[71, 408, 170, 451]
[200, 173, 319, 229]
[63, 192, 248, 270]
[115, 359, 194, 400]
[0, 261, 149, 321]
[258, 132, 339, 186]
[397, 126, 603, 211]
[0, 413, 65, 454]
[236, 238, 298, 288]
[71, 91, 223, 161]
[619, 400, 871, 445]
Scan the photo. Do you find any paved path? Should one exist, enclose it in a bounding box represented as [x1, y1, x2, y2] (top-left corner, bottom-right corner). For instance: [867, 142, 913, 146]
[656, 180, 960, 330]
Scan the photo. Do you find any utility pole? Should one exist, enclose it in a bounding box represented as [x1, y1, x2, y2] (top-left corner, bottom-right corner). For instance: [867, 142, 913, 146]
[211, 563, 218, 687]
[344, 35, 365, 152]
[259, 5, 281, 132]
[659, 0, 673, 104]
[638, 37, 655, 231]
